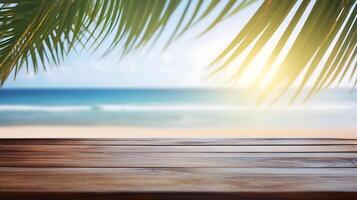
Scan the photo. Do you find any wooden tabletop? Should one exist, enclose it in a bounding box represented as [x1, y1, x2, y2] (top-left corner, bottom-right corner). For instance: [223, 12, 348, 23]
[1, 138, 357, 200]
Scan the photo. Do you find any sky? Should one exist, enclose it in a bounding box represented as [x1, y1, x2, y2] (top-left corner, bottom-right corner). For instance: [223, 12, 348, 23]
[3, 0, 356, 89]
[4, 1, 262, 88]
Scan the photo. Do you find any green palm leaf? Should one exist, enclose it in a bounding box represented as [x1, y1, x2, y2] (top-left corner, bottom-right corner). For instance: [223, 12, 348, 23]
[0, 0, 253, 86]
[210, 0, 357, 102]
[1, 0, 356, 102]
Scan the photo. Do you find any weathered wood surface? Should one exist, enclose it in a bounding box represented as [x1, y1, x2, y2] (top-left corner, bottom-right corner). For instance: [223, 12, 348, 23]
[0, 138, 357, 200]
[2, 138, 357, 145]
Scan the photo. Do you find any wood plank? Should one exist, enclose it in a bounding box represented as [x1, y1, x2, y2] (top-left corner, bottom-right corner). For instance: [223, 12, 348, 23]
[1, 192, 357, 200]
[2, 144, 357, 153]
[2, 138, 357, 145]
[1, 139, 357, 199]
[3, 152, 357, 157]
[0, 168, 357, 192]
[0, 152, 356, 168]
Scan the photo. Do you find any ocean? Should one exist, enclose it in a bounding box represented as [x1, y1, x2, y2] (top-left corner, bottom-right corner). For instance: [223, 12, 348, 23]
[0, 89, 356, 129]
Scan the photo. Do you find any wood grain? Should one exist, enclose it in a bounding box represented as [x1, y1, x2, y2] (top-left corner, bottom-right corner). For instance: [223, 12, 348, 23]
[0, 153, 356, 168]
[2, 138, 357, 145]
[2, 144, 357, 153]
[1, 192, 356, 200]
[0, 138, 356, 200]
[1, 168, 357, 192]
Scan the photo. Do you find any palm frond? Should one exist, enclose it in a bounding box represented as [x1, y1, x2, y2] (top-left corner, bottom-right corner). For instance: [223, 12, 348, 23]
[210, 0, 357, 102]
[0, 0, 95, 85]
[0, 0, 255, 85]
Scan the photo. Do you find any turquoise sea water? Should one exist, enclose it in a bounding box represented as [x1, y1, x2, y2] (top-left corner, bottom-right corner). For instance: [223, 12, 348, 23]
[0, 89, 356, 129]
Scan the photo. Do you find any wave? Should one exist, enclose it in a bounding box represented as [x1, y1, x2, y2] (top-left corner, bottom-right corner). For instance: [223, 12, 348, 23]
[97, 104, 253, 112]
[1, 103, 357, 112]
[0, 105, 91, 112]
[97, 103, 357, 112]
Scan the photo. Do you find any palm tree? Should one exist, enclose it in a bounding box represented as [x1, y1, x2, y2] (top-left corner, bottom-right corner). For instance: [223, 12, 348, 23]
[0, 0, 356, 102]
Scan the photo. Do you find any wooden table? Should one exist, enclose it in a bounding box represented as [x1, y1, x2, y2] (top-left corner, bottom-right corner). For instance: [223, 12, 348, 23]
[0, 138, 357, 199]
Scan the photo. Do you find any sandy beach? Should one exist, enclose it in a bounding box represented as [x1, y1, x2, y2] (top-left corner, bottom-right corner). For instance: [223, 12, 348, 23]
[0, 126, 356, 138]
